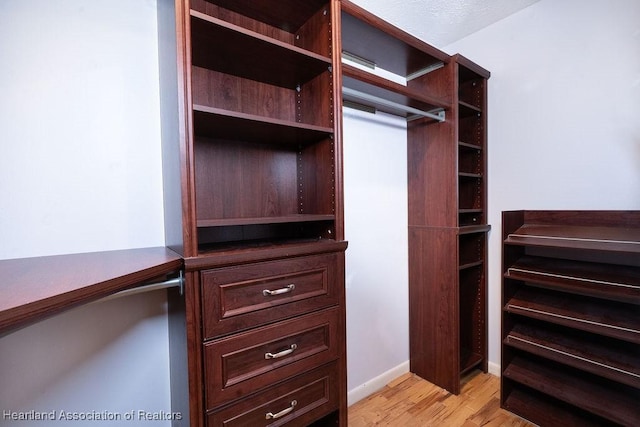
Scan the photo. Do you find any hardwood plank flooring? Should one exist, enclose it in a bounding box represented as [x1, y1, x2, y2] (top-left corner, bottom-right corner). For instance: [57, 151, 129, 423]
[348, 371, 536, 426]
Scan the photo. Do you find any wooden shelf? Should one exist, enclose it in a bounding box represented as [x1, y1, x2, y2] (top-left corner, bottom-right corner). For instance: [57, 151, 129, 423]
[193, 105, 333, 144]
[191, 11, 331, 89]
[0, 247, 183, 334]
[459, 260, 483, 271]
[458, 225, 490, 235]
[505, 322, 640, 388]
[505, 255, 640, 304]
[506, 224, 640, 253]
[342, 64, 450, 117]
[202, 0, 328, 32]
[458, 141, 482, 150]
[504, 354, 640, 426]
[197, 214, 335, 228]
[458, 172, 482, 179]
[458, 100, 482, 114]
[506, 286, 640, 344]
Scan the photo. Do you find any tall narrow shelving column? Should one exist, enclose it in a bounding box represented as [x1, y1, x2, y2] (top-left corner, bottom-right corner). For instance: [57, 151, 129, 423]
[408, 54, 490, 394]
[338, 0, 490, 396]
[159, 0, 348, 425]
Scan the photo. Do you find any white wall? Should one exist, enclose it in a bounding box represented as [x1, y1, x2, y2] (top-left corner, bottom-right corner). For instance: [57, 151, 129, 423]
[445, 0, 640, 371]
[0, 1, 171, 425]
[343, 108, 410, 404]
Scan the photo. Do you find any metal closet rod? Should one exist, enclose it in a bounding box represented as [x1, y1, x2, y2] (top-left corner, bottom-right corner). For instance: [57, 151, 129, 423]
[94, 272, 184, 304]
[342, 87, 445, 122]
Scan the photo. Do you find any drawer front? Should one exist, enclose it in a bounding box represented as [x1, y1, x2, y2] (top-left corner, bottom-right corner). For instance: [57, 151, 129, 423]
[204, 308, 339, 409]
[207, 363, 338, 427]
[201, 253, 342, 339]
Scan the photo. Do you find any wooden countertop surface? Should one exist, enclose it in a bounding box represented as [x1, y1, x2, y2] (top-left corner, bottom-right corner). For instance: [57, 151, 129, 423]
[0, 247, 183, 334]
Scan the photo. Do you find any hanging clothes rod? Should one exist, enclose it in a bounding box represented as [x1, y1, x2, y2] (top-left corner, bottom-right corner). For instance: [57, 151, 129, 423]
[342, 87, 445, 122]
[94, 272, 184, 304]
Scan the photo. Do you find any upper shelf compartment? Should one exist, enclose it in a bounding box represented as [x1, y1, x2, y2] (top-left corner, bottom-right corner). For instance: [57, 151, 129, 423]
[341, 0, 448, 78]
[340, 0, 451, 121]
[190, 10, 331, 89]
[343, 65, 449, 122]
[201, 0, 329, 33]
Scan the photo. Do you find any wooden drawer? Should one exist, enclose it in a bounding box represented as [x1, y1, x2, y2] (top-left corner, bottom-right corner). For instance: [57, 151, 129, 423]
[204, 308, 339, 409]
[201, 253, 342, 339]
[207, 362, 338, 427]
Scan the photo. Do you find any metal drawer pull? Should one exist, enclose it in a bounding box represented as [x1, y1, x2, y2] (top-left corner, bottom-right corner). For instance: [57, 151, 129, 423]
[263, 284, 295, 296]
[265, 344, 297, 360]
[265, 400, 297, 420]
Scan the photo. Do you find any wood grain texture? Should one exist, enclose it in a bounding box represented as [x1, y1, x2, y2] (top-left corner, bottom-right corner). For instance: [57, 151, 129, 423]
[340, 0, 449, 77]
[348, 371, 535, 427]
[0, 247, 183, 334]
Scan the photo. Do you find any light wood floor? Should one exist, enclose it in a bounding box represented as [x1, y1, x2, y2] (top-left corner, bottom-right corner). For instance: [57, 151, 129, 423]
[348, 371, 536, 426]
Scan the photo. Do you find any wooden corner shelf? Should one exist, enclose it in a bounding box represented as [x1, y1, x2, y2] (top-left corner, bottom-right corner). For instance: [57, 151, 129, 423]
[0, 247, 183, 335]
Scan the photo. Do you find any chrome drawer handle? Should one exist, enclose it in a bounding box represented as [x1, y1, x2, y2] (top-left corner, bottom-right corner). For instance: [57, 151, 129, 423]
[265, 400, 297, 420]
[262, 284, 295, 296]
[265, 344, 297, 360]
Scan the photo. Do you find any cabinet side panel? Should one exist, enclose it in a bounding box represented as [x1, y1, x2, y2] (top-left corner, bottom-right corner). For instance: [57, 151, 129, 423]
[409, 226, 460, 393]
[407, 118, 457, 228]
[158, 0, 184, 255]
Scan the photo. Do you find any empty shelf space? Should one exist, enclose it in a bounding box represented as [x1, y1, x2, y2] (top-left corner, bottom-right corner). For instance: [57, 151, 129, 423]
[342, 64, 450, 112]
[505, 224, 640, 253]
[505, 256, 640, 304]
[193, 105, 333, 144]
[458, 224, 490, 235]
[201, 0, 328, 32]
[459, 260, 483, 271]
[504, 322, 640, 388]
[191, 10, 331, 88]
[502, 386, 610, 427]
[460, 349, 483, 374]
[458, 100, 482, 114]
[503, 354, 640, 426]
[458, 211, 485, 227]
[505, 287, 640, 343]
[341, 0, 448, 78]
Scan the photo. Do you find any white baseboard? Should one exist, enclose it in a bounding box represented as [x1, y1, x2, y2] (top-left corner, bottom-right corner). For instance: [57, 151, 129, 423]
[488, 361, 501, 376]
[347, 361, 410, 406]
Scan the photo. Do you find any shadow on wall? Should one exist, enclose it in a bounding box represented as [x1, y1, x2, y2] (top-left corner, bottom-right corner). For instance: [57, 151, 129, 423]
[0, 290, 169, 422]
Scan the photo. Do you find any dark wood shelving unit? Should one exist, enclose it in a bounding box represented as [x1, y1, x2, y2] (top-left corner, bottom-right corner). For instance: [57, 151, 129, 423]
[502, 210, 640, 426]
[159, 0, 346, 425]
[339, 0, 490, 395]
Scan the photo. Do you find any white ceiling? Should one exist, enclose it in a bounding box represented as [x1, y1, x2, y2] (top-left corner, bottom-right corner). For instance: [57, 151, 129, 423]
[349, 0, 541, 47]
